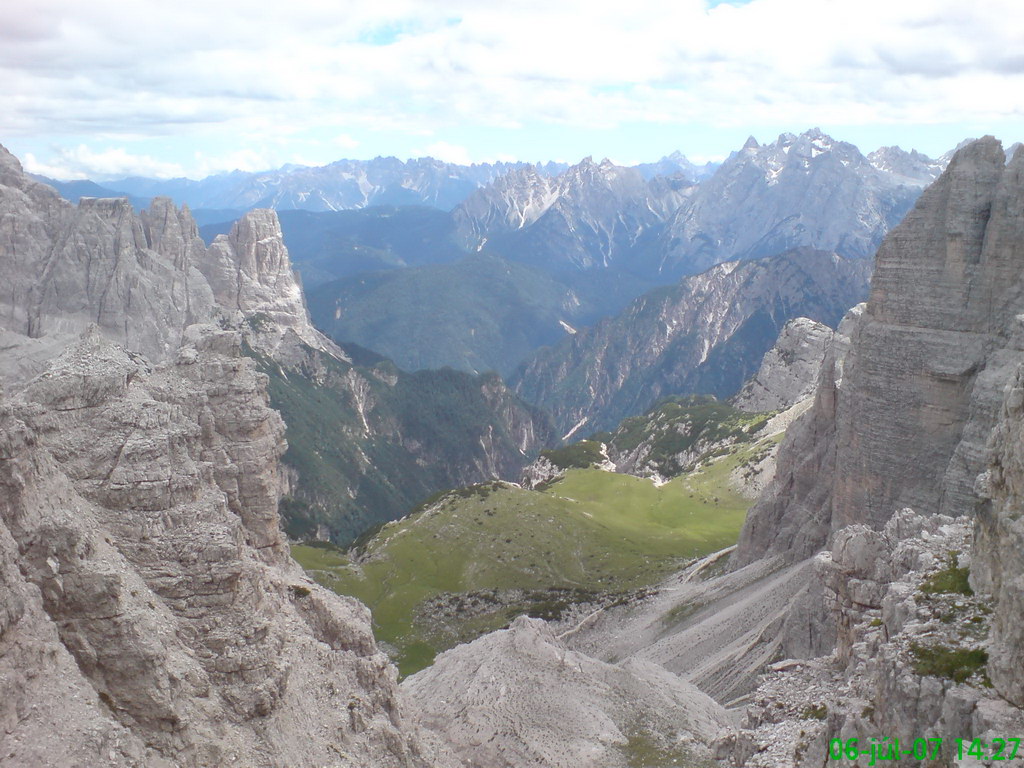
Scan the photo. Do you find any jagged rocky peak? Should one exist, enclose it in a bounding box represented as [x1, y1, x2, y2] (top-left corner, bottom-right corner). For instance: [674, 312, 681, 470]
[0, 324, 434, 767]
[0, 144, 48, 199]
[452, 164, 560, 245]
[633, 150, 718, 181]
[731, 316, 836, 412]
[206, 208, 298, 306]
[140, 195, 208, 271]
[188, 206, 342, 358]
[867, 145, 944, 185]
[452, 152, 687, 267]
[745, 128, 868, 182]
[0, 143, 344, 390]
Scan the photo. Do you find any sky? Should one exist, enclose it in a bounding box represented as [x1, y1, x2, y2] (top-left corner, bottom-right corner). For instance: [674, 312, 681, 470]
[2, 0, 1022, 180]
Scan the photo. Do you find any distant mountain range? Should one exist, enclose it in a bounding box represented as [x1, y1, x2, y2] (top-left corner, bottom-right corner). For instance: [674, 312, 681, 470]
[36, 130, 956, 391]
[451, 157, 692, 275]
[453, 129, 944, 281]
[54, 152, 716, 214]
[287, 130, 943, 379]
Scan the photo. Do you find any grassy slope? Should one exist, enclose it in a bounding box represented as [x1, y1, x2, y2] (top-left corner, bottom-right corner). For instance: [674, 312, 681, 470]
[293, 439, 758, 677]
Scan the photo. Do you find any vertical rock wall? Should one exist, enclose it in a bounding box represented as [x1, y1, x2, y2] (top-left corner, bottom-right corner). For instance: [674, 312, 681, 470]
[736, 139, 1024, 565]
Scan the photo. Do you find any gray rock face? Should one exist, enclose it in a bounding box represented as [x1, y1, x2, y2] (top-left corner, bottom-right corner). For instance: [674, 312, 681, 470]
[732, 302, 861, 569]
[729, 510, 1024, 767]
[866, 146, 944, 186]
[736, 138, 1024, 565]
[732, 317, 836, 412]
[0, 141, 342, 390]
[514, 248, 869, 436]
[974, 361, 1024, 707]
[202, 208, 341, 357]
[0, 327, 432, 767]
[0, 146, 217, 372]
[403, 616, 730, 768]
[634, 151, 719, 181]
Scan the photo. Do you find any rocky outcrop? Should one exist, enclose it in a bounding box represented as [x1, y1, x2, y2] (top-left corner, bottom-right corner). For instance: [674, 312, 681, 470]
[403, 616, 730, 768]
[0, 326, 434, 767]
[732, 317, 835, 412]
[726, 510, 1024, 767]
[736, 138, 1024, 565]
[519, 454, 566, 490]
[0, 142, 347, 390]
[514, 248, 869, 435]
[733, 304, 862, 566]
[203, 209, 341, 358]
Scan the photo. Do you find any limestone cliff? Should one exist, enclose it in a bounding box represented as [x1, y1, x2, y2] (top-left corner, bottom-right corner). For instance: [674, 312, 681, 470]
[0, 147, 216, 379]
[736, 138, 1024, 565]
[0, 327, 436, 767]
[973, 360, 1024, 708]
[0, 142, 339, 387]
[203, 209, 342, 358]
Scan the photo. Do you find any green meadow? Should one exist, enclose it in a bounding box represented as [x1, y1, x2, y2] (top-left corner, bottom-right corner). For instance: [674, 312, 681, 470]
[293, 436, 762, 677]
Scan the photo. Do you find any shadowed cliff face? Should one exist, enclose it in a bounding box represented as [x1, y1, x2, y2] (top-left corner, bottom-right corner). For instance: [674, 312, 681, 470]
[735, 138, 1024, 565]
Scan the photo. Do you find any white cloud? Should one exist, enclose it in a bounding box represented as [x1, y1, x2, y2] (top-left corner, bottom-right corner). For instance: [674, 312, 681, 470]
[23, 145, 185, 179]
[332, 134, 360, 148]
[417, 141, 472, 164]
[2, 0, 1021, 172]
